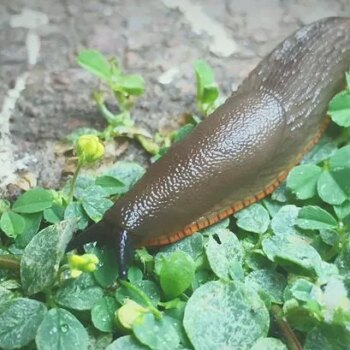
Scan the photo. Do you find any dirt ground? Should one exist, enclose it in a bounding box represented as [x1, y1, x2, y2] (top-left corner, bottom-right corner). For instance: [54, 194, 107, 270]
[1, 0, 350, 197]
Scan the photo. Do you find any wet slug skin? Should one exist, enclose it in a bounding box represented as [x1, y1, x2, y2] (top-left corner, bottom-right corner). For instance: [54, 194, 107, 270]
[67, 17, 350, 278]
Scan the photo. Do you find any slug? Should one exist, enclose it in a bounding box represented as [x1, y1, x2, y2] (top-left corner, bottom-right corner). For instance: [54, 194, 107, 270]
[68, 17, 350, 277]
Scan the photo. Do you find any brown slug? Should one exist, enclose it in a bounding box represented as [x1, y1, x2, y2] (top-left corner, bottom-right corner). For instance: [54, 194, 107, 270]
[67, 17, 350, 278]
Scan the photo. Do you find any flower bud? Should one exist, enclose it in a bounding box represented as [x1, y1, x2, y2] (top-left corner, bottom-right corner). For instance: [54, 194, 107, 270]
[76, 135, 104, 164]
[68, 253, 100, 277]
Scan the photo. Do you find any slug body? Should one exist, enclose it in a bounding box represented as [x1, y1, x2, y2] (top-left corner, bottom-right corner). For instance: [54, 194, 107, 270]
[68, 17, 350, 276]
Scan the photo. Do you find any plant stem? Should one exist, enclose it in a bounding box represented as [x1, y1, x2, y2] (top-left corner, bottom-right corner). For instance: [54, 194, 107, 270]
[271, 305, 302, 350]
[0, 255, 21, 272]
[119, 280, 162, 319]
[68, 162, 82, 203]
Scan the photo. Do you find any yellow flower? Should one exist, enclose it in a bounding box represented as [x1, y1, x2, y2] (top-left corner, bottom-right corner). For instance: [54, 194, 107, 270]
[76, 135, 104, 164]
[68, 253, 100, 277]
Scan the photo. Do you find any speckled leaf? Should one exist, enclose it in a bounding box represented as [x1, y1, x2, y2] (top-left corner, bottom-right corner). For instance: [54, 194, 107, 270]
[245, 269, 286, 304]
[251, 337, 287, 350]
[286, 164, 322, 200]
[159, 233, 203, 261]
[235, 203, 270, 234]
[115, 280, 160, 307]
[36, 308, 89, 350]
[0, 298, 47, 350]
[64, 202, 89, 230]
[81, 185, 113, 222]
[20, 219, 76, 295]
[317, 170, 348, 205]
[304, 323, 350, 350]
[55, 273, 103, 310]
[262, 235, 322, 277]
[91, 296, 118, 332]
[106, 336, 149, 350]
[15, 212, 42, 248]
[104, 161, 145, 193]
[297, 206, 337, 230]
[133, 313, 179, 350]
[270, 205, 301, 236]
[205, 229, 243, 279]
[183, 280, 269, 350]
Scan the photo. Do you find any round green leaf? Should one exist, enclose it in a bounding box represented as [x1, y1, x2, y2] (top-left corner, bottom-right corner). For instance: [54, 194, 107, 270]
[80, 186, 113, 222]
[106, 335, 149, 350]
[12, 188, 53, 213]
[270, 205, 301, 236]
[36, 308, 89, 350]
[0, 298, 47, 350]
[329, 145, 350, 170]
[43, 204, 65, 224]
[159, 251, 195, 299]
[251, 337, 288, 350]
[286, 164, 322, 200]
[55, 273, 103, 310]
[15, 212, 42, 248]
[328, 91, 350, 127]
[183, 280, 269, 350]
[317, 170, 348, 205]
[133, 313, 180, 350]
[20, 220, 76, 295]
[64, 202, 89, 230]
[115, 280, 160, 307]
[245, 269, 286, 304]
[262, 235, 322, 277]
[304, 323, 350, 350]
[95, 175, 124, 196]
[235, 203, 270, 234]
[205, 228, 243, 279]
[0, 211, 25, 238]
[296, 206, 337, 230]
[91, 296, 118, 332]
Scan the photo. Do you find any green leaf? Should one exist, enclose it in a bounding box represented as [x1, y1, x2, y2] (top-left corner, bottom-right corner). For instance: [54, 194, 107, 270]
[12, 188, 53, 213]
[289, 279, 315, 302]
[235, 203, 270, 234]
[133, 313, 180, 350]
[103, 161, 145, 193]
[172, 124, 194, 143]
[205, 228, 243, 279]
[158, 233, 203, 261]
[296, 206, 337, 230]
[183, 280, 269, 350]
[55, 273, 104, 310]
[106, 336, 149, 350]
[81, 185, 113, 222]
[43, 204, 65, 224]
[0, 298, 47, 350]
[113, 75, 145, 96]
[115, 280, 160, 307]
[77, 49, 112, 82]
[36, 308, 89, 350]
[159, 251, 195, 299]
[91, 296, 118, 333]
[64, 201, 89, 230]
[262, 235, 322, 277]
[317, 170, 348, 205]
[251, 337, 288, 350]
[194, 59, 219, 105]
[270, 205, 301, 236]
[95, 175, 124, 196]
[328, 90, 350, 127]
[15, 212, 42, 248]
[20, 220, 76, 295]
[88, 246, 119, 287]
[0, 211, 25, 238]
[329, 145, 350, 170]
[304, 323, 350, 350]
[245, 269, 286, 304]
[287, 164, 322, 200]
[0, 285, 14, 305]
